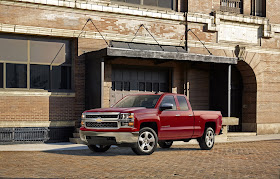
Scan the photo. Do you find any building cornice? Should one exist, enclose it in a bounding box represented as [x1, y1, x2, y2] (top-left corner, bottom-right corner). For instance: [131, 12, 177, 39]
[1, 0, 185, 21]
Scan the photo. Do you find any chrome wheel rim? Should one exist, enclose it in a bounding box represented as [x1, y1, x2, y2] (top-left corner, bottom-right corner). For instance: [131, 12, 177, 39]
[138, 131, 155, 153]
[205, 130, 214, 148]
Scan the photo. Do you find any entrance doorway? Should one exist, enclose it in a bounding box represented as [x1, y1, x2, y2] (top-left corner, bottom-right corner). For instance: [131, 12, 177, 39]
[210, 63, 243, 131]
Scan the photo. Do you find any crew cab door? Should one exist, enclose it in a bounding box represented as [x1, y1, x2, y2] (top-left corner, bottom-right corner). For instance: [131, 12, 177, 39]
[158, 95, 194, 140]
[175, 95, 195, 138]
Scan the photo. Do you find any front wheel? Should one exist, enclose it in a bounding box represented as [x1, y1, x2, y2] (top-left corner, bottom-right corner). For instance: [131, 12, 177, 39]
[88, 145, 111, 152]
[197, 127, 215, 150]
[131, 127, 158, 155]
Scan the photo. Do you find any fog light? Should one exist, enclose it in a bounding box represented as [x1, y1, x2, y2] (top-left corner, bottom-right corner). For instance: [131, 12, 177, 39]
[128, 122, 134, 127]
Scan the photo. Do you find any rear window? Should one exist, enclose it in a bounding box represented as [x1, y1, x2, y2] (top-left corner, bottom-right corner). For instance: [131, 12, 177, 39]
[177, 96, 189, 111]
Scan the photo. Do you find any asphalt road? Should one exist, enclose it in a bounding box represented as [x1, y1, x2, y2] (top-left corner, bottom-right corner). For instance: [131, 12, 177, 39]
[0, 140, 279, 178]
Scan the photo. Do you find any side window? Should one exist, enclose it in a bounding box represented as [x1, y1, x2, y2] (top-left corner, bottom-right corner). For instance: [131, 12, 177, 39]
[160, 95, 177, 110]
[177, 96, 189, 111]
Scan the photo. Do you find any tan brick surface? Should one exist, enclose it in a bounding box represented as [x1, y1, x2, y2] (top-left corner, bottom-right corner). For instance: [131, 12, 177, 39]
[0, 96, 49, 121]
[0, 140, 279, 178]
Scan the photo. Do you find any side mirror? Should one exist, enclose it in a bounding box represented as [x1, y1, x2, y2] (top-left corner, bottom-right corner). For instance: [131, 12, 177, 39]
[160, 103, 173, 111]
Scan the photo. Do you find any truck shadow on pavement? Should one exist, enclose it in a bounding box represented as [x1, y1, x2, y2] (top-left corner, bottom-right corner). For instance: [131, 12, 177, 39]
[43, 147, 200, 157]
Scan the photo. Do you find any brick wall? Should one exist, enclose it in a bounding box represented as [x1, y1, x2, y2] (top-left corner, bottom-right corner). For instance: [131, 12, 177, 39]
[49, 96, 75, 121]
[74, 40, 86, 122]
[188, 0, 213, 14]
[0, 96, 49, 121]
[0, 3, 184, 43]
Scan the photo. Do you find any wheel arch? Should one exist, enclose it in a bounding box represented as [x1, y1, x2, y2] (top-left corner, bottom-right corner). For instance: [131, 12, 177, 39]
[140, 121, 158, 134]
[205, 122, 216, 133]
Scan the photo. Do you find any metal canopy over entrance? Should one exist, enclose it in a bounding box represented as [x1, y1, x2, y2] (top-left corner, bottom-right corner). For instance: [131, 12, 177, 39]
[104, 41, 238, 64]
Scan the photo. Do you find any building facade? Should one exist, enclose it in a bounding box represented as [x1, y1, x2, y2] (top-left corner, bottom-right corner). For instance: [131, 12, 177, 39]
[0, 0, 279, 143]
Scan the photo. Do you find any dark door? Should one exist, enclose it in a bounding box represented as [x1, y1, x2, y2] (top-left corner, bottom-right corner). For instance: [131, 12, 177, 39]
[110, 66, 169, 106]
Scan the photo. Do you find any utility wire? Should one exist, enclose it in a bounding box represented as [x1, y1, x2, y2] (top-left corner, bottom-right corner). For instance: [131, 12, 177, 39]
[78, 18, 110, 47]
[50, 43, 65, 66]
[131, 24, 164, 51]
[187, 29, 212, 55]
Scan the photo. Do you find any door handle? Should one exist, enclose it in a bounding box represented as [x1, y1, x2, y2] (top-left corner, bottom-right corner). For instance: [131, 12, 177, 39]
[188, 114, 193, 116]
[175, 114, 180, 117]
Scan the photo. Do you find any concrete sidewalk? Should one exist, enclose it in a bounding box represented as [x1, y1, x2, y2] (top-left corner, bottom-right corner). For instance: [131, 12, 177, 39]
[0, 133, 279, 151]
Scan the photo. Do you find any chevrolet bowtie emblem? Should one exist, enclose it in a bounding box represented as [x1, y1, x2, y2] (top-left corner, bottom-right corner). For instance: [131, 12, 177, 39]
[95, 118, 103, 123]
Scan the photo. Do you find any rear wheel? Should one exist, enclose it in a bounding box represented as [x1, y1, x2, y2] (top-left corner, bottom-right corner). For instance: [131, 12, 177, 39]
[158, 141, 173, 148]
[197, 127, 215, 150]
[88, 145, 111, 152]
[132, 127, 158, 155]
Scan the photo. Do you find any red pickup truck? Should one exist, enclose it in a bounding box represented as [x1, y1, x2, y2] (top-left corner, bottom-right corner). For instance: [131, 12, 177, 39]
[80, 93, 222, 155]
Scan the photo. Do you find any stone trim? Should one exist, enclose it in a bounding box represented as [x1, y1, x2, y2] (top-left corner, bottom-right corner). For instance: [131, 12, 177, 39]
[0, 120, 76, 127]
[257, 123, 280, 135]
[222, 117, 239, 125]
[210, 11, 272, 38]
[0, 0, 185, 21]
[0, 90, 75, 97]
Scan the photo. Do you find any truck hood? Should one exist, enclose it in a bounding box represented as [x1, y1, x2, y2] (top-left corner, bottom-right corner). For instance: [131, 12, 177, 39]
[84, 107, 154, 114]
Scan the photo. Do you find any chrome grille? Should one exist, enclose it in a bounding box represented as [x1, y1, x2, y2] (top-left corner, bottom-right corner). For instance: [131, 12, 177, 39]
[86, 115, 119, 119]
[85, 122, 118, 128]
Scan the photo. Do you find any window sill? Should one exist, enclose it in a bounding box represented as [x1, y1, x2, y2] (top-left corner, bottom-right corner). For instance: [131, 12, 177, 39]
[0, 89, 75, 97]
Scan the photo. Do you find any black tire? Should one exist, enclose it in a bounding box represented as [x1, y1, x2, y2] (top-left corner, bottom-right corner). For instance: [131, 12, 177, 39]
[88, 145, 111, 152]
[197, 127, 215, 150]
[158, 141, 173, 148]
[131, 127, 158, 155]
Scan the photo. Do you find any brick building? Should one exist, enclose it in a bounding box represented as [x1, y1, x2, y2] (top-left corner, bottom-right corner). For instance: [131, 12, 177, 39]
[0, 0, 279, 143]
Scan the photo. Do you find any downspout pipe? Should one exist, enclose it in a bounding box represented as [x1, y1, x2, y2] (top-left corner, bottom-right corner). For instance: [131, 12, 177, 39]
[228, 64, 231, 117]
[184, 0, 188, 52]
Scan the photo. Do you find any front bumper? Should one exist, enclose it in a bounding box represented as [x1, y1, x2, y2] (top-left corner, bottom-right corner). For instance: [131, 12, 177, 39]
[80, 130, 139, 146]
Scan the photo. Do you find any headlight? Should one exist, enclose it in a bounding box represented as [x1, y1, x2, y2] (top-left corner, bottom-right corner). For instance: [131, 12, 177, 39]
[119, 113, 134, 127]
[81, 113, 86, 120]
[81, 113, 86, 127]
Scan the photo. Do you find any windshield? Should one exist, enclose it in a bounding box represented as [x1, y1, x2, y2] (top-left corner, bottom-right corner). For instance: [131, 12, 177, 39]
[113, 95, 161, 108]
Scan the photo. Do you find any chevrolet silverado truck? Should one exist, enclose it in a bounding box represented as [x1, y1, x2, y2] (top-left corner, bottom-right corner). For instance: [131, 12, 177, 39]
[80, 93, 222, 155]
